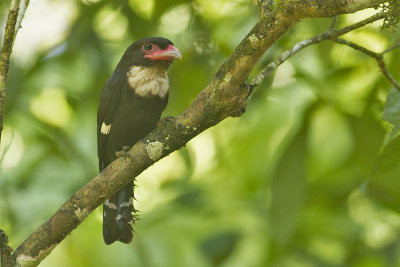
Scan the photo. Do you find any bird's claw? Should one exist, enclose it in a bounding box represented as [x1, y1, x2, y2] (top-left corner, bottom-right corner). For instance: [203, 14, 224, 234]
[242, 83, 256, 99]
[160, 115, 176, 127]
[116, 146, 134, 162]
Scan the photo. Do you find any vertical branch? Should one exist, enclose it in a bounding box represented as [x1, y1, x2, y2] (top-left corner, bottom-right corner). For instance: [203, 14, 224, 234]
[0, 0, 29, 145]
[0, 230, 14, 267]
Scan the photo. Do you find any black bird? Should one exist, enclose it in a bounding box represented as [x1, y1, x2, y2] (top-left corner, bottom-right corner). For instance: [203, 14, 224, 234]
[97, 37, 181, 245]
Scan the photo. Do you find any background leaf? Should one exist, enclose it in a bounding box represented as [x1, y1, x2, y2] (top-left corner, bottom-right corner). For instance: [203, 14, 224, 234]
[383, 87, 400, 141]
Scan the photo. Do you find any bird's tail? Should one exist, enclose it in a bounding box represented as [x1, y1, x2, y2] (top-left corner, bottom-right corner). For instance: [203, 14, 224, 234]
[103, 181, 135, 244]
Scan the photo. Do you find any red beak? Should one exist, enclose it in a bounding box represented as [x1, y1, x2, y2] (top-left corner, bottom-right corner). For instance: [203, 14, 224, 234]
[144, 45, 182, 61]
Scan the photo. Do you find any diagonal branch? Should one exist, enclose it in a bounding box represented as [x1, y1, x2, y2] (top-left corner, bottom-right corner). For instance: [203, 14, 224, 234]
[382, 43, 400, 54]
[7, 1, 394, 266]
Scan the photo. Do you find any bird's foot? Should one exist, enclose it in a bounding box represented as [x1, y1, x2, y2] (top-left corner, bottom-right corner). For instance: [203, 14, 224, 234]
[242, 83, 256, 100]
[161, 115, 176, 127]
[116, 146, 134, 162]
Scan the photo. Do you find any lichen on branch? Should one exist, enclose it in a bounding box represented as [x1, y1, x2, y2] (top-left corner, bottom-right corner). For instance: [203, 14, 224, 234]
[380, 0, 400, 29]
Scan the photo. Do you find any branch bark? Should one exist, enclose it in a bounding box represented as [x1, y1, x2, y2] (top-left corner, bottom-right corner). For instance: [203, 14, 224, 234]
[6, 0, 393, 266]
[280, 0, 387, 19]
[0, 0, 29, 145]
[0, 230, 14, 267]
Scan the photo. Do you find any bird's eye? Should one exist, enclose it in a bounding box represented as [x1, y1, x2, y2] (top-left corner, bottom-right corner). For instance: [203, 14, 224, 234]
[143, 43, 153, 51]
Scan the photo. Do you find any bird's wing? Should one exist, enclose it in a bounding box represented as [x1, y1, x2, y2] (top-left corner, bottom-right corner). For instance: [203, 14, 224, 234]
[97, 70, 125, 171]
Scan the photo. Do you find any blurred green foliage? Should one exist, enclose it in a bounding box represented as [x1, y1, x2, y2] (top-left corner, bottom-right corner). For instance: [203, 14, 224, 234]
[1, 0, 400, 266]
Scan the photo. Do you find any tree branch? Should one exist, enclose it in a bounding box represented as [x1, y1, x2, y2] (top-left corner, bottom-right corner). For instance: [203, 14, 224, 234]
[0, 230, 14, 267]
[15, 0, 30, 36]
[251, 12, 386, 88]
[0, 0, 30, 145]
[7, 1, 395, 266]
[280, 0, 387, 19]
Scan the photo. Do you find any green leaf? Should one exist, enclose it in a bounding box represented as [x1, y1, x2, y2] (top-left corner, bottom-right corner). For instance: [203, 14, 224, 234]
[270, 124, 307, 248]
[382, 88, 400, 140]
[200, 231, 240, 266]
[368, 134, 400, 212]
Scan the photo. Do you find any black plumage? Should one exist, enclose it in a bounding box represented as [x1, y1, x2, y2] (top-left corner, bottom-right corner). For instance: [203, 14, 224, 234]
[97, 37, 181, 245]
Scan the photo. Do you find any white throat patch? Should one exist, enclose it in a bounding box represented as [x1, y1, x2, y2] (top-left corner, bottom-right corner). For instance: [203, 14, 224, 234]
[127, 66, 169, 98]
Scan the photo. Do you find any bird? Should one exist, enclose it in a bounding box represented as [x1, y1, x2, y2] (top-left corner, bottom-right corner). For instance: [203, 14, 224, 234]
[97, 37, 181, 245]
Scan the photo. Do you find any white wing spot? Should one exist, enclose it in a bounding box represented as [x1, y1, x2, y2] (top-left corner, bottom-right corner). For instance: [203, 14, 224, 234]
[101, 122, 111, 135]
[119, 201, 132, 208]
[104, 199, 117, 209]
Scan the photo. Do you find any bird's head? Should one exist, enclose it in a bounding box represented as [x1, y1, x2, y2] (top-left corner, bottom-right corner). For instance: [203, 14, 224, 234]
[117, 37, 182, 69]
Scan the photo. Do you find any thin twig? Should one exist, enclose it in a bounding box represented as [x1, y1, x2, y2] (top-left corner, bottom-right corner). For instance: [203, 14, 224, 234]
[0, 129, 14, 164]
[250, 12, 386, 87]
[15, 0, 30, 36]
[334, 37, 379, 58]
[381, 43, 400, 54]
[333, 37, 400, 91]
[329, 16, 338, 29]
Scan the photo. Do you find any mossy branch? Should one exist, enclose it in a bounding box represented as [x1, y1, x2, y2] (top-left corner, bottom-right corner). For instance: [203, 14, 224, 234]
[5, 0, 394, 266]
[279, 0, 387, 19]
[0, 230, 14, 267]
[0, 0, 30, 146]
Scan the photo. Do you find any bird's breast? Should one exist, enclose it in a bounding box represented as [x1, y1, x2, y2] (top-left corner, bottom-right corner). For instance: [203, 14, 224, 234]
[127, 66, 169, 98]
